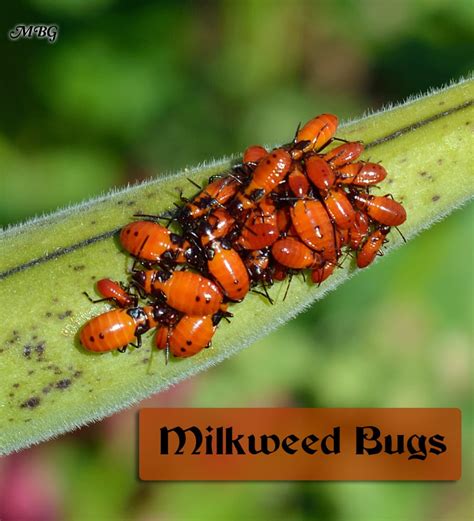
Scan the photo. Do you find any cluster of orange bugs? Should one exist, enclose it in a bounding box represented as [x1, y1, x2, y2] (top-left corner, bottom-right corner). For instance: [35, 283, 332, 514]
[79, 114, 406, 360]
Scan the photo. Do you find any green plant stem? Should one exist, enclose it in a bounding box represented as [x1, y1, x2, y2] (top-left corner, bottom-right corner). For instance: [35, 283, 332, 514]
[0, 78, 472, 455]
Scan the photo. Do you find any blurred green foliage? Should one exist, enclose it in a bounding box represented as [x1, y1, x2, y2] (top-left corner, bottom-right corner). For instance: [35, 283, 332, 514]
[0, 1, 472, 520]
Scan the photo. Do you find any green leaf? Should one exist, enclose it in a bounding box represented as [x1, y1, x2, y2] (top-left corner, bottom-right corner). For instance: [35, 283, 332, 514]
[0, 77, 472, 455]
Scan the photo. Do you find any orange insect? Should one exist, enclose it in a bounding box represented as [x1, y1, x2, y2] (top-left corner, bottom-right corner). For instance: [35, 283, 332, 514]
[288, 164, 310, 198]
[236, 199, 279, 250]
[229, 148, 292, 214]
[183, 175, 241, 220]
[290, 199, 337, 261]
[243, 145, 268, 164]
[84, 278, 138, 308]
[348, 211, 370, 250]
[244, 249, 272, 283]
[156, 307, 231, 359]
[305, 155, 336, 191]
[337, 162, 387, 186]
[236, 220, 279, 250]
[272, 262, 289, 281]
[155, 315, 215, 358]
[206, 240, 250, 301]
[133, 270, 224, 315]
[311, 262, 336, 285]
[351, 192, 407, 227]
[356, 226, 390, 268]
[292, 113, 338, 159]
[271, 237, 321, 270]
[199, 209, 235, 246]
[120, 221, 179, 265]
[80, 306, 159, 353]
[323, 187, 356, 229]
[322, 141, 364, 167]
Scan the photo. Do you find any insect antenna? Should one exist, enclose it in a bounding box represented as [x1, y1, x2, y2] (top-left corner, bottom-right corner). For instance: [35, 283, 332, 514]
[291, 122, 302, 143]
[394, 226, 406, 243]
[283, 273, 293, 301]
[133, 212, 168, 221]
[186, 177, 202, 190]
[82, 292, 111, 304]
[251, 288, 273, 305]
[331, 137, 350, 144]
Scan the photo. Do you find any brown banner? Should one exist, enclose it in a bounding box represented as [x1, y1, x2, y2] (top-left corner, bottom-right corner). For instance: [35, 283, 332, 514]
[139, 408, 461, 481]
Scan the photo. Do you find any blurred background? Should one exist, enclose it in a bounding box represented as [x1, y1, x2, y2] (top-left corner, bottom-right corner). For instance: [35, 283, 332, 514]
[0, 0, 472, 520]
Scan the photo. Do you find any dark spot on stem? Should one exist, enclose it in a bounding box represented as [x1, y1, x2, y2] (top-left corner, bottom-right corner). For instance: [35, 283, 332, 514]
[419, 171, 428, 177]
[73, 265, 85, 271]
[21, 396, 40, 409]
[35, 342, 46, 358]
[55, 379, 72, 390]
[58, 310, 73, 320]
[432, 195, 440, 202]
